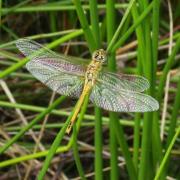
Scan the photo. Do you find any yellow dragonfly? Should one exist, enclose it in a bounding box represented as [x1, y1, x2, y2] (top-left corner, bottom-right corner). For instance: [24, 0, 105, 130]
[16, 39, 159, 134]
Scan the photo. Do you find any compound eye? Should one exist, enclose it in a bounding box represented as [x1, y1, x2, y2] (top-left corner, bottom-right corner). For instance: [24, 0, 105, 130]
[92, 49, 106, 62]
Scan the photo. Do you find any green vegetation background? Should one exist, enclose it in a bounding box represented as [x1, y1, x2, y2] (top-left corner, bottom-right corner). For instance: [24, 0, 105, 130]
[0, 0, 179, 180]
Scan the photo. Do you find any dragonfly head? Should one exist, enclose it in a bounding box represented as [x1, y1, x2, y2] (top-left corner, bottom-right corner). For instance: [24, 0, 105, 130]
[92, 49, 107, 63]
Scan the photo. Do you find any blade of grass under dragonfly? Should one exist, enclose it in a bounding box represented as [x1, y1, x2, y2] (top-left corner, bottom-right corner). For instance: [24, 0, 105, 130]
[106, 0, 119, 179]
[37, 94, 89, 180]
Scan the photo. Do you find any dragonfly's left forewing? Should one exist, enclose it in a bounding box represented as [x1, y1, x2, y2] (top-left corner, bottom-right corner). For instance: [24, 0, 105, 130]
[90, 82, 159, 112]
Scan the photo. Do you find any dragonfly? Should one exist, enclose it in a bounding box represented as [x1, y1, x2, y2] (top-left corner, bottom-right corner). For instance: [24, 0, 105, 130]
[16, 39, 159, 134]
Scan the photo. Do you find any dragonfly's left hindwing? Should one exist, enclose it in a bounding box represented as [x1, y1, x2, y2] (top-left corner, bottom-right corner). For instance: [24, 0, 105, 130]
[27, 59, 84, 97]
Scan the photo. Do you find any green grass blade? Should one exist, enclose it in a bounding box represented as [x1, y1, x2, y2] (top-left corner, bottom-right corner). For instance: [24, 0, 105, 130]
[109, 113, 119, 179]
[133, 113, 141, 170]
[1, 0, 31, 16]
[94, 107, 103, 180]
[131, 4, 146, 172]
[151, 0, 162, 175]
[138, 0, 154, 179]
[107, 0, 136, 52]
[138, 113, 152, 180]
[89, 0, 100, 48]
[106, 0, 119, 179]
[72, 125, 86, 180]
[1, 3, 128, 14]
[73, 0, 96, 52]
[111, 1, 154, 53]
[154, 127, 180, 180]
[89, 1, 104, 179]
[37, 95, 89, 180]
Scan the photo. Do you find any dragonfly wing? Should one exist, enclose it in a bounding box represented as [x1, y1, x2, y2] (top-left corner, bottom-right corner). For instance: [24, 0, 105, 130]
[27, 59, 84, 97]
[16, 38, 86, 76]
[97, 71, 149, 92]
[90, 82, 159, 112]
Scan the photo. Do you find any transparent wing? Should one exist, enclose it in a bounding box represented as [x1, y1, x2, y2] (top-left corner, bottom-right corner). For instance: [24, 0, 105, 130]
[97, 71, 149, 92]
[16, 38, 86, 97]
[26, 59, 84, 97]
[90, 82, 159, 112]
[16, 38, 86, 76]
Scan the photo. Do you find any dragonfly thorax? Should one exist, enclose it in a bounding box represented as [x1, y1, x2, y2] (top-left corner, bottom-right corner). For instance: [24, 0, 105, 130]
[92, 49, 107, 63]
[85, 59, 102, 87]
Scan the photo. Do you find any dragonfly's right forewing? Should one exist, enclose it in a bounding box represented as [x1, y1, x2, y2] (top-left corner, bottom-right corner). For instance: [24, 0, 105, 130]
[16, 38, 86, 76]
